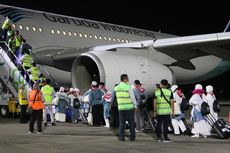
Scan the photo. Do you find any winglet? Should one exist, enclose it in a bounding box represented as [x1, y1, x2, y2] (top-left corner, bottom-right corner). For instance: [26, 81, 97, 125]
[224, 20, 230, 32]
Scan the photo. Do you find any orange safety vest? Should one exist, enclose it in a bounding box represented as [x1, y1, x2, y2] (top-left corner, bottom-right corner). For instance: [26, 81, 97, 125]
[28, 90, 44, 110]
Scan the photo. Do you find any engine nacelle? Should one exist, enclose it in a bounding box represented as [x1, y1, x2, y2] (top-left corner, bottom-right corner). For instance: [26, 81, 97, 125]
[71, 50, 174, 95]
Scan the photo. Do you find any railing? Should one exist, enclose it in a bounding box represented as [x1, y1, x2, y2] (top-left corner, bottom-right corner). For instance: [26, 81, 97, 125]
[0, 41, 59, 87]
[30, 52, 59, 87]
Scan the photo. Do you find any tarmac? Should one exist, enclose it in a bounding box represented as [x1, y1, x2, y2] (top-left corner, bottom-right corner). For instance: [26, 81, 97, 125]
[0, 117, 230, 153]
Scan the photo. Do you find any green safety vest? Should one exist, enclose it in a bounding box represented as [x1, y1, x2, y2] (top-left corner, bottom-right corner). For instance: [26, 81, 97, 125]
[41, 85, 54, 104]
[15, 35, 23, 47]
[22, 54, 33, 68]
[18, 89, 28, 105]
[8, 38, 16, 53]
[155, 88, 172, 115]
[114, 82, 134, 111]
[30, 67, 39, 81]
[2, 19, 10, 30]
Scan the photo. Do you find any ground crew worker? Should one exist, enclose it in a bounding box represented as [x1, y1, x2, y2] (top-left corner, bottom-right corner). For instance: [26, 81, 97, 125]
[41, 78, 55, 126]
[28, 83, 44, 134]
[18, 84, 29, 123]
[114, 74, 137, 141]
[15, 30, 24, 61]
[153, 79, 174, 142]
[27, 63, 41, 87]
[1, 16, 11, 41]
[15, 30, 23, 49]
[7, 31, 17, 64]
[20, 50, 33, 83]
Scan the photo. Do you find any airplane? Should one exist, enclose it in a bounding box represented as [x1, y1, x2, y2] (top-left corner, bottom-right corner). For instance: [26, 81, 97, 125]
[0, 4, 230, 95]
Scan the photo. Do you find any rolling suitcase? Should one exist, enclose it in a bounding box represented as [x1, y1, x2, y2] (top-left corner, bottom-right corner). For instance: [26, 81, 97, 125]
[147, 111, 157, 131]
[66, 108, 72, 122]
[206, 114, 230, 139]
[79, 109, 88, 124]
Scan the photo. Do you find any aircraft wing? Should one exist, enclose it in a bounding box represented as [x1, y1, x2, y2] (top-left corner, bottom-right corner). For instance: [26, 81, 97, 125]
[153, 32, 230, 70]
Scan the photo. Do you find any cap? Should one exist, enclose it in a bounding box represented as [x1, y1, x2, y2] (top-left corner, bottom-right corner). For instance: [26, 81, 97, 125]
[206, 85, 213, 93]
[91, 81, 97, 86]
[134, 80, 141, 85]
[171, 85, 178, 92]
[195, 84, 203, 90]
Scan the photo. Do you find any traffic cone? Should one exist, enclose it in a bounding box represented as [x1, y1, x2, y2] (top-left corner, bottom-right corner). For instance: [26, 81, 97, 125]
[228, 112, 230, 123]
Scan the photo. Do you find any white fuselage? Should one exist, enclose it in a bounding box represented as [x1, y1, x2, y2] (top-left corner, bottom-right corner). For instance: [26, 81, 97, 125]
[0, 4, 223, 88]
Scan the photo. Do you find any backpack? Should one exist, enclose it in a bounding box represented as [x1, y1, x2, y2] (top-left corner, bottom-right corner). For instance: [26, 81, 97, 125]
[201, 102, 210, 115]
[73, 98, 80, 108]
[213, 99, 220, 113]
[180, 99, 190, 112]
[138, 89, 147, 109]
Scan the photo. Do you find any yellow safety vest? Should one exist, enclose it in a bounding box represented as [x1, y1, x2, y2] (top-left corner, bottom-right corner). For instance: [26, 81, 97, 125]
[15, 35, 23, 47]
[8, 38, 16, 53]
[41, 85, 54, 104]
[18, 89, 28, 105]
[2, 19, 10, 30]
[30, 67, 39, 81]
[22, 54, 33, 68]
[155, 88, 172, 115]
[114, 82, 134, 111]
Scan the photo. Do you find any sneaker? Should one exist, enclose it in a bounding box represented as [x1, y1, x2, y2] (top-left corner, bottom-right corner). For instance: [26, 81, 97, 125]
[163, 137, 172, 143]
[135, 129, 140, 133]
[44, 123, 47, 126]
[156, 137, 163, 142]
[28, 131, 33, 134]
[191, 134, 199, 138]
[52, 122, 56, 126]
[37, 132, 42, 135]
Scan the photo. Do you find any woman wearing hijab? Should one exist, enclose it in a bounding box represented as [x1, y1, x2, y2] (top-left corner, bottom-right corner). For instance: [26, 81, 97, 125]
[189, 84, 210, 138]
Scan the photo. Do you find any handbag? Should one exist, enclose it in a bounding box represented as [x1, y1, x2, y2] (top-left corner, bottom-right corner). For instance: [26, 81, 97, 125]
[26, 91, 39, 115]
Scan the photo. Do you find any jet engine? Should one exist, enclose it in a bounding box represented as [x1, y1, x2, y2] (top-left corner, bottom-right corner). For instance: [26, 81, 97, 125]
[71, 50, 174, 95]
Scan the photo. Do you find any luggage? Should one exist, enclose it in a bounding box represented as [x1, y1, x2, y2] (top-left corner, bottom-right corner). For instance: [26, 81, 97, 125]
[201, 102, 210, 115]
[206, 114, 230, 139]
[213, 100, 220, 113]
[73, 98, 80, 108]
[147, 111, 157, 131]
[66, 108, 72, 122]
[55, 113, 66, 122]
[79, 109, 88, 124]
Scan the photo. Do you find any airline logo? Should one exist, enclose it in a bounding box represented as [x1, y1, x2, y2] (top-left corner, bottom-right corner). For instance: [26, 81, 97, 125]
[0, 7, 32, 23]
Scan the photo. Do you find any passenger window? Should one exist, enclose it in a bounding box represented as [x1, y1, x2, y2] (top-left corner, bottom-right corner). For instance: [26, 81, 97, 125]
[25, 25, 30, 31]
[38, 27, 43, 32]
[57, 30, 61, 34]
[32, 26, 36, 32]
[19, 25, 23, 30]
[51, 29, 55, 34]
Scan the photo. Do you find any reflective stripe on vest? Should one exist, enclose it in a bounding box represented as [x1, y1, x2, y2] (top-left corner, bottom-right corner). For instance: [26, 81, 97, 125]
[18, 89, 28, 105]
[114, 82, 134, 111]
[41, 85, 54, 104]
[22, 54, 33, 68]
[31, 67, 39, 81]
[155, 88, 172, 115]
[29, 90, 44, 110]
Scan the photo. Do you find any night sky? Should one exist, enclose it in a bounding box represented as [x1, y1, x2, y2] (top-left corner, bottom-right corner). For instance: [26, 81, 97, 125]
[1, 1, 230, 98]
